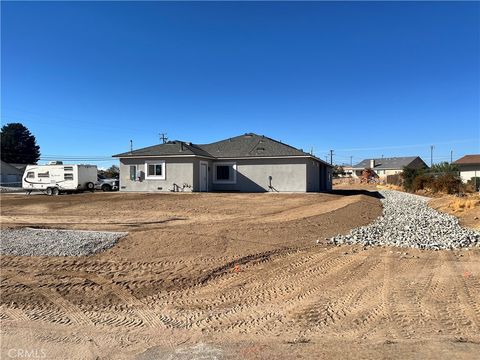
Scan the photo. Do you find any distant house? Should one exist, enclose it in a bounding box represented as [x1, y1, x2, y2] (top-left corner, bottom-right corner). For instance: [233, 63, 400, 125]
[453, 155, 480, 183]
[113, 133, 333, 192]
[350, 156, 428, 178]
[0, 160, 25, 187]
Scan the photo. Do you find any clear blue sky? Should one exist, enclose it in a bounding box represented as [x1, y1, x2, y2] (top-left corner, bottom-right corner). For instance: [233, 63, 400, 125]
[2, 1, 479, 167]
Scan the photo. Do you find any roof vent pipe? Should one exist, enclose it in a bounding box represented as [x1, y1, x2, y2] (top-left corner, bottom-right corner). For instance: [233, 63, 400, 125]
[370, 159, 375, 168]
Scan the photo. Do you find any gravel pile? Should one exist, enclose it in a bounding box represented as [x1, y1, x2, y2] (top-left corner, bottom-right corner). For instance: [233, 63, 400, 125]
[330, 190, 480, 250]
[1, 228, 128, 256]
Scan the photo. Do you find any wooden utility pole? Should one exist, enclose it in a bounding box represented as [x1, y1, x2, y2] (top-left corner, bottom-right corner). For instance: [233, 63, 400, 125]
[329, 150, 334, 165]
[430, 145, 434, 167]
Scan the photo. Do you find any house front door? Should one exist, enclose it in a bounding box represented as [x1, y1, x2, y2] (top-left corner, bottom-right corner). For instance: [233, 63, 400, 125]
[200, 162, 208, 191]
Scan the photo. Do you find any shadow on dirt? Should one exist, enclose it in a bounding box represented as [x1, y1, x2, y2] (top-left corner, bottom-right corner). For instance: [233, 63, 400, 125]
[330, 189, 384, 199]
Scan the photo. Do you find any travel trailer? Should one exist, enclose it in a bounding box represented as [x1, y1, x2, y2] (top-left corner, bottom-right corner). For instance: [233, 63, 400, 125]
[22, 162, 97, 195]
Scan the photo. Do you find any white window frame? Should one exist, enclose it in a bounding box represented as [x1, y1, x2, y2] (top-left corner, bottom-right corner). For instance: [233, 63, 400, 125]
[145, 160, 166, 180]
[213, 162, 237, 184]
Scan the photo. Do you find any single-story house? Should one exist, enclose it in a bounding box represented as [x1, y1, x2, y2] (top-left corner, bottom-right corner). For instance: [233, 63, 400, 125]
[350, 156, 428, 178]
[453, 155, 480, 183]
[113, 133, 333, 192]
[0, 160, 25, 186]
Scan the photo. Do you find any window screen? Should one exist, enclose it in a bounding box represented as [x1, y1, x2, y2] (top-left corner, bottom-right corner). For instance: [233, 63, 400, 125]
[64, 173, 74, 180]
[148, 164, 163, 176]
[26, 172, 35, 178]
[216, 166, 230, 180]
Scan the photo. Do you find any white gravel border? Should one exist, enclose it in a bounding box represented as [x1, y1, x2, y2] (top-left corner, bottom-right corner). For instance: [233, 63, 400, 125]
[1, 228, 128, 256]
[330, 190, 480, 250]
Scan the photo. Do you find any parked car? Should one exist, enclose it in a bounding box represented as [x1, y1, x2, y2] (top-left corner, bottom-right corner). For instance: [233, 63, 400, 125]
[96, 175, 119, 192]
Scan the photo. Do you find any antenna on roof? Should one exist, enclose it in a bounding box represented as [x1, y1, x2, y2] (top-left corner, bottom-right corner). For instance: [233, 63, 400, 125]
[159, 133, 168, 144]
[130, 140, 133, 154]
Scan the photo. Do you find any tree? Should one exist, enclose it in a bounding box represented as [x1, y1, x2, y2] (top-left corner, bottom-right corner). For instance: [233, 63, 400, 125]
[103, 165, 119, 178]
[1, 123, 40, 164]
[428, 162, 459, 175]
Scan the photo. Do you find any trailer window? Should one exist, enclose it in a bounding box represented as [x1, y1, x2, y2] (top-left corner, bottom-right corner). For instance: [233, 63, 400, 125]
[26, 172, 35, 178]
[38, 172, 49, 178]
[64, 173, 74, 180]
[64, 166, 73, 171]
[129, 166, 137, 181]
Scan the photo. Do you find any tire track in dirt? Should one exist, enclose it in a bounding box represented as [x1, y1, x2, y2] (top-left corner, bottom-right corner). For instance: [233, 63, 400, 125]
[442, 252, 480, 333]
[2, 275, 93, 326]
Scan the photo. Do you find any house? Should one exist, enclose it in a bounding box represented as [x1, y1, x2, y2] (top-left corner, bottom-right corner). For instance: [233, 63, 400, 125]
[350, 156, 428, 178]
[453, 155, 480, 183]
[113, 133, 333, 192]
[0, 160, 25, 187]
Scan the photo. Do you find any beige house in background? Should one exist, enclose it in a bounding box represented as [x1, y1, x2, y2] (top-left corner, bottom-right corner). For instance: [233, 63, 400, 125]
[350, 156, 428, 179]
[453, 155, 480, 183]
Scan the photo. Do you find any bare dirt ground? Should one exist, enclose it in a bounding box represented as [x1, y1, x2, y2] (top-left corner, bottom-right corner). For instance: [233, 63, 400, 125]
[1, 191, 479, 359]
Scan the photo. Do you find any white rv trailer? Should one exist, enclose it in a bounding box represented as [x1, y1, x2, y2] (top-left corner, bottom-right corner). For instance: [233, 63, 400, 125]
[22, 162, 97, 195]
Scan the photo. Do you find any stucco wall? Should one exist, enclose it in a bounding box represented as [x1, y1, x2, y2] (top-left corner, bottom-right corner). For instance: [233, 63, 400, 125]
[119, 157, 195, 192]
[459, 165, 480, 183]
[211, 158, 307, 192]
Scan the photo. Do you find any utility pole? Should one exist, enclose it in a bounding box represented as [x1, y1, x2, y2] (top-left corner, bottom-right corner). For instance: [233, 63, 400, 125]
[130, 140, 133, 154]
[329, 150, 334, 165]
[450, 150, 453, 164]
[159, 133, 168, 144]
[430, 145, 434, 167]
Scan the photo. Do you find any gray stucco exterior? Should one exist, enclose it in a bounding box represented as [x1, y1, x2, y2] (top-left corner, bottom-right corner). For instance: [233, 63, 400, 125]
[119, 156, 331, 192]
[119, 157, 196, 192]
[114, 133, 333, 193]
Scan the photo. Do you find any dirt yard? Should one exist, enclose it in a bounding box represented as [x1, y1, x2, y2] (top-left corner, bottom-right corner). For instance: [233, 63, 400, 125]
[1, 191, 479, 359]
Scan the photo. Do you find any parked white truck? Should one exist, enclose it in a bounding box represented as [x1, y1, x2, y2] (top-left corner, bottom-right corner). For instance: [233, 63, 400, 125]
[22, 162, 97, 195]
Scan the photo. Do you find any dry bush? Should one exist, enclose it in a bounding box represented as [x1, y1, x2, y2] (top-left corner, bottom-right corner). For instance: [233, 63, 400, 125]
[448, 194, 480, 212]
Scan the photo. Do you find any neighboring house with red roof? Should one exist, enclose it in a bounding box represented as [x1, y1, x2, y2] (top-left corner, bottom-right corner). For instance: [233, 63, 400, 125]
[453, 155, 480, 183]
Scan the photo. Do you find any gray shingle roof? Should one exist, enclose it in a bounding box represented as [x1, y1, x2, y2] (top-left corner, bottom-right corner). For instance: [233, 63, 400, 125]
[113, 133, 330, 165]
[353, 156, 421, 169]
[113, 141, 212, 158]
[199, 133, 309, 158]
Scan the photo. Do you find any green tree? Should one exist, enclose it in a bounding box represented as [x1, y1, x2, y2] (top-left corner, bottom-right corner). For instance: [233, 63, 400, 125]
[1, 123, 40, 164]
[429, 162, 459, 174]
[104, 165, 119, 178]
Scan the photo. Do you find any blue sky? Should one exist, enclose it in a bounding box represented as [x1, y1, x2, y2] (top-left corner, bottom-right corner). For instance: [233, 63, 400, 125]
[2, 1, 479, 167]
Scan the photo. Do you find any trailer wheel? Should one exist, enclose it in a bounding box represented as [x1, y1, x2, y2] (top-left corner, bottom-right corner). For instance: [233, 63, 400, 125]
[86, 182, 95, 191]
[46, 187, 53, 196]
[52, 187, 59, 196]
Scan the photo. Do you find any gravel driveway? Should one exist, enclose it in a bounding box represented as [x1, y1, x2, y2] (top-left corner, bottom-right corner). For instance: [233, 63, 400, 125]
[1, 228, 128, 256]
[331, 190, 480, 250]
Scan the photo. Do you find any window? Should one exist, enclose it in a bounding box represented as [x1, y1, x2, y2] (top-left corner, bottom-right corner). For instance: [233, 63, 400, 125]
[213, 162, 236, 184]
[64, 173, 74, 180]
[129, 165, 137, 181]
[26, 172, 34, 178]
[64, 166, 73, 171]
[38, 172, 49, 178]
[145, 161, 165, 180]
